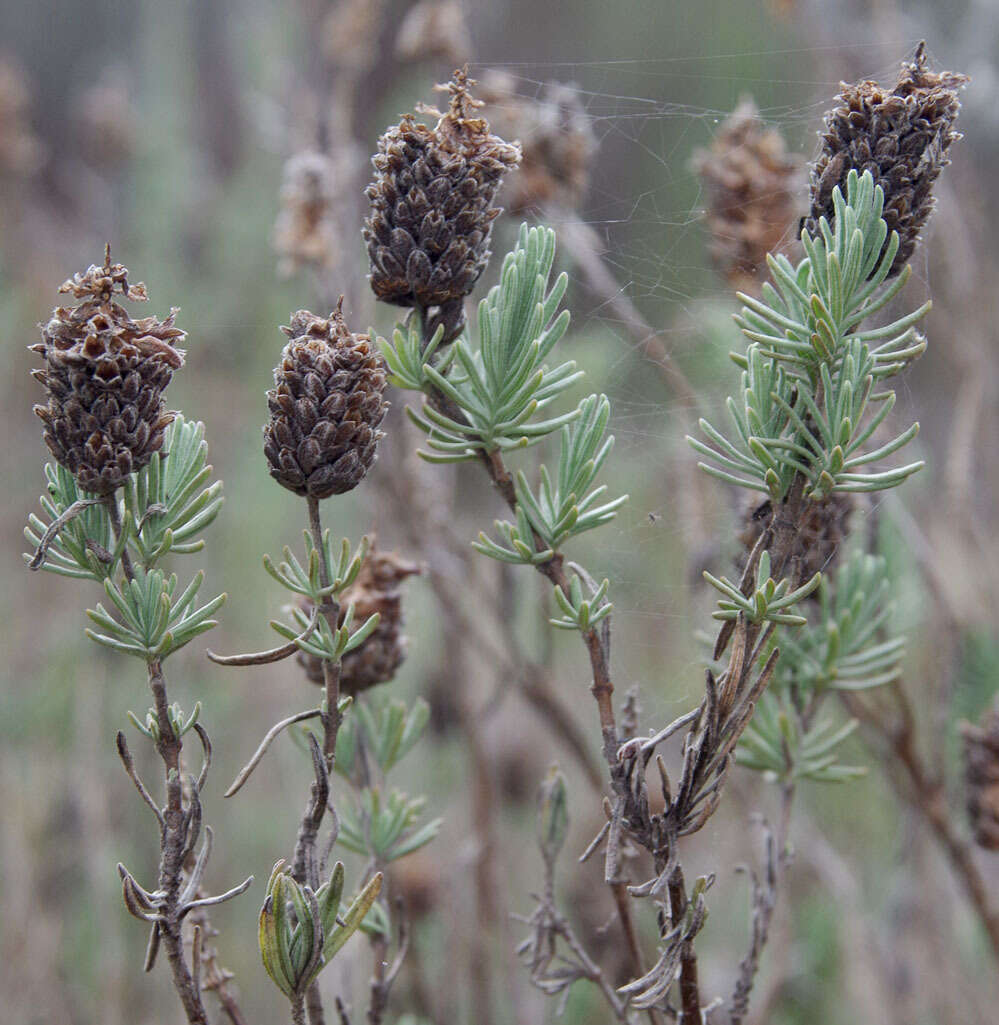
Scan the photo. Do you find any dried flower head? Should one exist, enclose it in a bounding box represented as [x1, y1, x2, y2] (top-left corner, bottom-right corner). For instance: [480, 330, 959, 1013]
[692, 96, 802, 292]
[322, 0, 385, 74]
[74, 74, 135, 171]
[739, 493, 854, 588]
[395, 0, 472, 66]
[299, 543, 420, 694]
[0, 55, 42, 176]
[477, 70, 596, 215]
[804, 43, 968, 276]
[31, 248, 185, 495]
[961, 702, 999, 850]
[272, 151, 337, 277]
[363, 67, 521, 335]
[264, 301, 388, 499]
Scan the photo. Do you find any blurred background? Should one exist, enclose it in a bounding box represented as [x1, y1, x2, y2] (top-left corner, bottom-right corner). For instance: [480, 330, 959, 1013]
[2, 0, 998, 1023]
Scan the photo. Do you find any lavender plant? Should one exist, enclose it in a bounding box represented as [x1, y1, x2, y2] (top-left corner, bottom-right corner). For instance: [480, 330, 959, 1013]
[367, 55, 969, 1024]
[25, 253, 244, 1025]
[24, 269, 433, 1024]
[19, 42, 981, 1025]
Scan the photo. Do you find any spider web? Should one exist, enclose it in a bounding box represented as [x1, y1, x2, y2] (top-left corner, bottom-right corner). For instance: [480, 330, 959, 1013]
[468, 40, 929, 708]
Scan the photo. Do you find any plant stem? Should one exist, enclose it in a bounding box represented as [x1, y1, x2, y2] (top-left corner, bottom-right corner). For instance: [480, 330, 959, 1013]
[730, 783, 795, 1025]
[307, 494, 344, 764]
[667, 868, 701, 1025]
[106, 494, 211, 1025]
[842, 685, 999, 958]
[292, 995, 307, 1025]
[292, 495, 348, 1025]
[477, 447, 658, 1020]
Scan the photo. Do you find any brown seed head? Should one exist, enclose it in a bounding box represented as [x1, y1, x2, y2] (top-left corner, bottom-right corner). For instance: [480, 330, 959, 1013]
[739, 492, 854, 589]
[263, 300, 389, 499]
[299, 543, 421, 695]
[477, 70, 596, 215]
[692, 96, 802, 293]
[804, 43, 968, 276]
[363, 67, 521, 336]
[31, 247, 185, 495]
[961, 702, 999, 851]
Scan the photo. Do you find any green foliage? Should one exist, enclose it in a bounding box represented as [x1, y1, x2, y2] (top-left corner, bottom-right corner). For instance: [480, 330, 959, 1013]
[264, 532, 368, 603]
[549, 574, 612, 631]
[25, 416, 227, 662]
[123, 417, 224, 565]
[704, 551, 820, 626]
[127, 700, 201, 742]
[336, 786, 442, 863]
[258, 860, 382, 1000]
[738, 551, 904, 785]
[737, 692, 866, 783]
[384, 224, 582, 459]
[537, 766, 569, 866]
[271, 599, 380, 663]
[689, 344, 799, 500]
[691, 170, 926, 502]
[85, 567, 225, 661]
[259, 532, 379, 660]
[769, 340, 922, 497]
[379, 319, 451, 392]
[334, 695, 431, 777]
[778, 551, 905, 694]
[25, 416, 224, 582]
[473, 394, 627, 563]
[736, 171, 927, 380]
[24, 464, 117, 580]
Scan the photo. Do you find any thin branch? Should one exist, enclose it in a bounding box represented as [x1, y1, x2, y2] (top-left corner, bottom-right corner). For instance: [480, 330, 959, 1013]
[27, 497, 104, 569]
[224, 708, 323, 797]
[842, 684, 999, 959]
[207, 607, 321, 666]
[729, 786, 795, 1024]
[116, 730, 164, 825]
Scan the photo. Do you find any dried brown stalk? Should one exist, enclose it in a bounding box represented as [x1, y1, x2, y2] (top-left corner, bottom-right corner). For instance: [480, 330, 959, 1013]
[106, 495, 249, 1025]
[841, 682, 999, 958]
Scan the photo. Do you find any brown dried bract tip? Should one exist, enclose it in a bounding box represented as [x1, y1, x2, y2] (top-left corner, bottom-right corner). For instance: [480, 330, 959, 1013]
[263, 300, 389, 499]
[961, 702, 999, 850]
[477, 70, 596, 215]
[363, 67, 521, 339]
[692, 97, 802, 293]
[299, 542, 421, 695]
[804, 43, 968, 277]
[32, 247, 185, 495]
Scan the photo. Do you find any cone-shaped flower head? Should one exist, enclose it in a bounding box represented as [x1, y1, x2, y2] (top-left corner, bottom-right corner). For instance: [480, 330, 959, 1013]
[264, 301, 388, 499]
[31, 247, 185, 495]
[804, 43, 968, 276]
[961, 702, 999, 851]
[363, 66, 521, 335]
[692, 96, 802, 293]
[740, 493, 853, 591]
